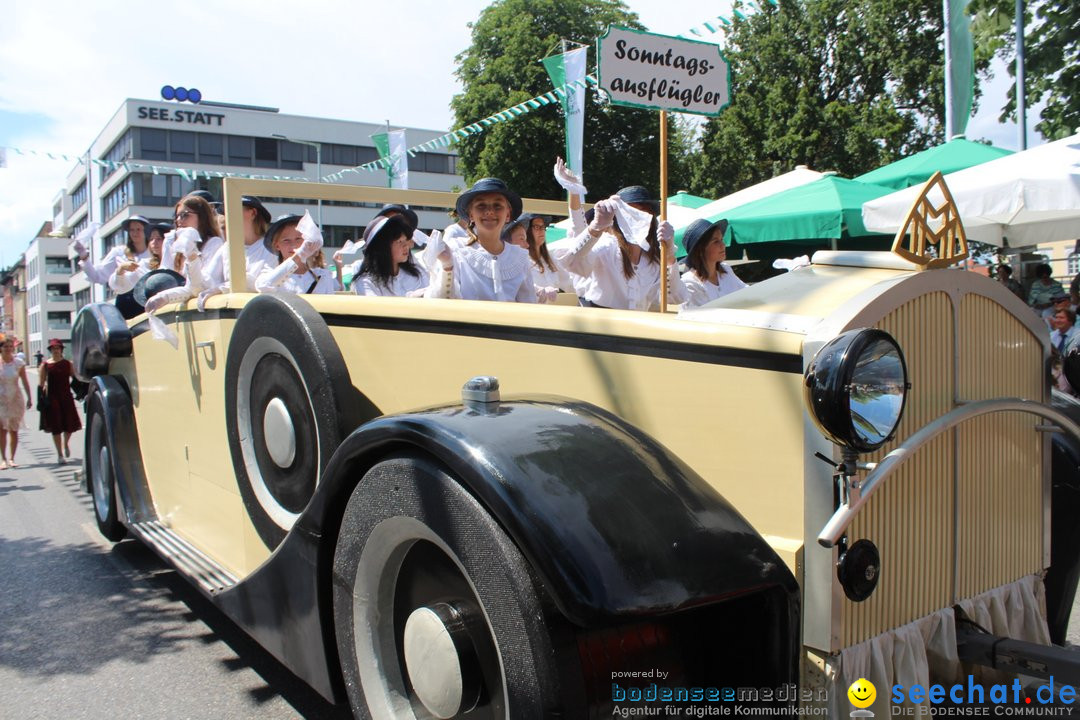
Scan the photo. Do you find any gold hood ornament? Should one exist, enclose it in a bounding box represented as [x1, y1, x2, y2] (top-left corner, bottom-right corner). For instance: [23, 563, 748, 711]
[890, 171, 969, 269]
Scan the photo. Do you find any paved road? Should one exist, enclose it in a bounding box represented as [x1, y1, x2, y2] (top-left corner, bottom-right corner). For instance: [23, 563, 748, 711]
[0, 376, 350, 720]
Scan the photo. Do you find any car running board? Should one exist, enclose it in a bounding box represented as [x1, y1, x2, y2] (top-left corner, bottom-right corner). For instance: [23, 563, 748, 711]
[129, 520, 238, 595]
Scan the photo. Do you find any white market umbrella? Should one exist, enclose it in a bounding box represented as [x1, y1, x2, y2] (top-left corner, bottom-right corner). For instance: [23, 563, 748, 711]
[862, 133, 1080, 247]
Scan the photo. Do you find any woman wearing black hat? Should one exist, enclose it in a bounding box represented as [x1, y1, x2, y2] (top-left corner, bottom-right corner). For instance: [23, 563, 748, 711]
[563, 186, 684, 311]
[203, 195, 277, 291]
[435, 178, 537, 303]
[677, 218, 747, 308]
[76, 214, 152, 288]
[353, 216, 446, 297]
[110, 222, 168, 295]
[255, 213, 338, 295]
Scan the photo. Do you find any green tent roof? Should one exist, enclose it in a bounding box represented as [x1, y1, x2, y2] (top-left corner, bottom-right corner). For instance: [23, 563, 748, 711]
[715, 176, 894, 245]
[855, 138, 1013, 191]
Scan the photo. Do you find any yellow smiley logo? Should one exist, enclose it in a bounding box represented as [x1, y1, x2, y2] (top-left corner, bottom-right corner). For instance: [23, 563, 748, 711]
[848, 678, 876, 708]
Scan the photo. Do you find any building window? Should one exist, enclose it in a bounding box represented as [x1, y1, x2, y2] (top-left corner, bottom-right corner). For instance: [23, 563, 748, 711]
[331, 144, 357, 166]
[99, 130, 133, 182]
[137, 173, 192, 207]
[1068, 253, 1080, 276]
[227, 136, 253, 166]
[101, 178, 133, 220]
[47, 311, 71, 332]
[70, 180, 88, 211]
[46, 283, 72, 302]
[171, 130, 197, 163]
[254, 137, 278, 168]
[71, 217, 88, 239]
[280, 141, 304, 170]
[357, 146, 378, 165]
[74, 287, 92, 313]
[199, 134, 223, 164]
[140, 128, 168, 160]
[44, 256, 71, 276]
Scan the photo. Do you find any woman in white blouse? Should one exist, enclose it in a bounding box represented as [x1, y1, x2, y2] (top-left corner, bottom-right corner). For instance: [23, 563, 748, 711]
[110, 222, 168, 316]
[354, 215, 450, 297]
[435, 178, 536, 303]
[77, 215, 152, 287]
[676, 218, 747, 308]
[255, 214, 338, 295]
[564, 186, 684, 311]
[162, 195, 224, 282]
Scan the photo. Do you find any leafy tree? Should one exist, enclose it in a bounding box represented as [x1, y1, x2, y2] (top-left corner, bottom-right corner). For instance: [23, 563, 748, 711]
[451, 0, 692, 204]
[690, 0, 988, 198]
[969, 0, 1078, 140]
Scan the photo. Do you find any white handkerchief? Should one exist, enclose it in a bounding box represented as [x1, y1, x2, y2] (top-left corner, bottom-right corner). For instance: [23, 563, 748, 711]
[773, 255, 811, 272]
[421, 229, 445, 273]
[297, 211, 322, 245]
[148, 314, 179, 349]
[75, 222, 102, 245]
[610, 196, 653, 250]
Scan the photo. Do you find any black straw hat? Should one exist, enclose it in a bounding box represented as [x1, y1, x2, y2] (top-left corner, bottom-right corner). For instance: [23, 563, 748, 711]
[242, 196, 272, 224]
[616, 186, 659, 215]
[120, 215, 151, 232]
[455, 178, 522, 221]
[374, 204, 419, 232]
[364, 215, 414, 249]
[263, 214, 304, 253]
[187, 189, 216, 204]
[132, 269, 186, 307]
[150, 222, 172, 236]
[682, 218, 729, 258]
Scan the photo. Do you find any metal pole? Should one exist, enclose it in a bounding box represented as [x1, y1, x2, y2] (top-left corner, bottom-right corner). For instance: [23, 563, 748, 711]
[315, 144, 322, 227]
[1016, 0, 1026, 149]
[944, 0, 954, 139]
[659, 110, 668, 314]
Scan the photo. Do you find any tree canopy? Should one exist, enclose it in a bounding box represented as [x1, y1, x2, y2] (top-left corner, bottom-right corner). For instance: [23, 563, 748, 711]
[450, 0, 691, 203]
[970, 0, 1078, 140]
[688, 0, 988, 199]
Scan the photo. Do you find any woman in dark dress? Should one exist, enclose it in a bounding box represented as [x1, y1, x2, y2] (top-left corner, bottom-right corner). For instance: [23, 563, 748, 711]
[39, 339, 81, 464]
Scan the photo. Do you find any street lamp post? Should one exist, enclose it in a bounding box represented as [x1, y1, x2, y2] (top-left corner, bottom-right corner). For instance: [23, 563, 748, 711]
[272, 134, 323, 226]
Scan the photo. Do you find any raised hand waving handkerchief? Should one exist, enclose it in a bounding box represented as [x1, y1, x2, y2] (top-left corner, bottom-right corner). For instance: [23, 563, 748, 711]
[553, 157, 587, 197]
[609, 196, 653, 250]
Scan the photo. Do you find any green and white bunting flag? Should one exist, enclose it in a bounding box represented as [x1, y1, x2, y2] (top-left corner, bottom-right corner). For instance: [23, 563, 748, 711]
[372, 129, 409, 189]
[542, 46, 588, 176]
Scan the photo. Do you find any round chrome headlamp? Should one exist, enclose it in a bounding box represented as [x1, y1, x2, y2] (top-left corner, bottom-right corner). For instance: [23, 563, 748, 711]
[805, 328, 908, 453]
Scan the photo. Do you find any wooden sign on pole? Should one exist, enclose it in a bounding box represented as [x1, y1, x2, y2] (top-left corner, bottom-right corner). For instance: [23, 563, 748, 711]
[597, 26, 730, 312]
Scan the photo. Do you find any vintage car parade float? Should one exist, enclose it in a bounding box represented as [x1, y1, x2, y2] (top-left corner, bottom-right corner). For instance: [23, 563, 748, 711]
[70, 176, 1080, 719]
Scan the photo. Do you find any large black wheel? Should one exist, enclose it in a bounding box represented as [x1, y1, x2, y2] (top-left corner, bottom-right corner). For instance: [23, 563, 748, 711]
[86, 394, 125, 542]
[332, 453, 563, 719]
[225, 294, 352, 551]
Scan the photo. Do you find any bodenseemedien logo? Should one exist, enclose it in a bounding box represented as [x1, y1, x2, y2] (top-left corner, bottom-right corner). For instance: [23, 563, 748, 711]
[850, 678, 878, 718]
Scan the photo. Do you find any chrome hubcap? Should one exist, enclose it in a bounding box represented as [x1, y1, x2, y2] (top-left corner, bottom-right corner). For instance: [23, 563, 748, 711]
[262, 397, 296, 468]
[403, 603, 481, 718]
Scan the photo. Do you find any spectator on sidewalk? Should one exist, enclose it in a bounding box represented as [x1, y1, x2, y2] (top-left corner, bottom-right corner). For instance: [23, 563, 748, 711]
[39, 339, 81, 465]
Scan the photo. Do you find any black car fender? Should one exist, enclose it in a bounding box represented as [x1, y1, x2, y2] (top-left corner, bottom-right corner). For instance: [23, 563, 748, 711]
[85, 376, 154, 524]
[216, 396, 800, 703]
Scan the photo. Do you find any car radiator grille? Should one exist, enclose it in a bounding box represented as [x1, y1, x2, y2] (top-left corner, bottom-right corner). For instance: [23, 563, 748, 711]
[841, 291, 1045, 647]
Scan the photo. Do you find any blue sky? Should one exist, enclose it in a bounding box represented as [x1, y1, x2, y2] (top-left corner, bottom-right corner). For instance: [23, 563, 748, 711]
[0, 0, 1042, 267]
